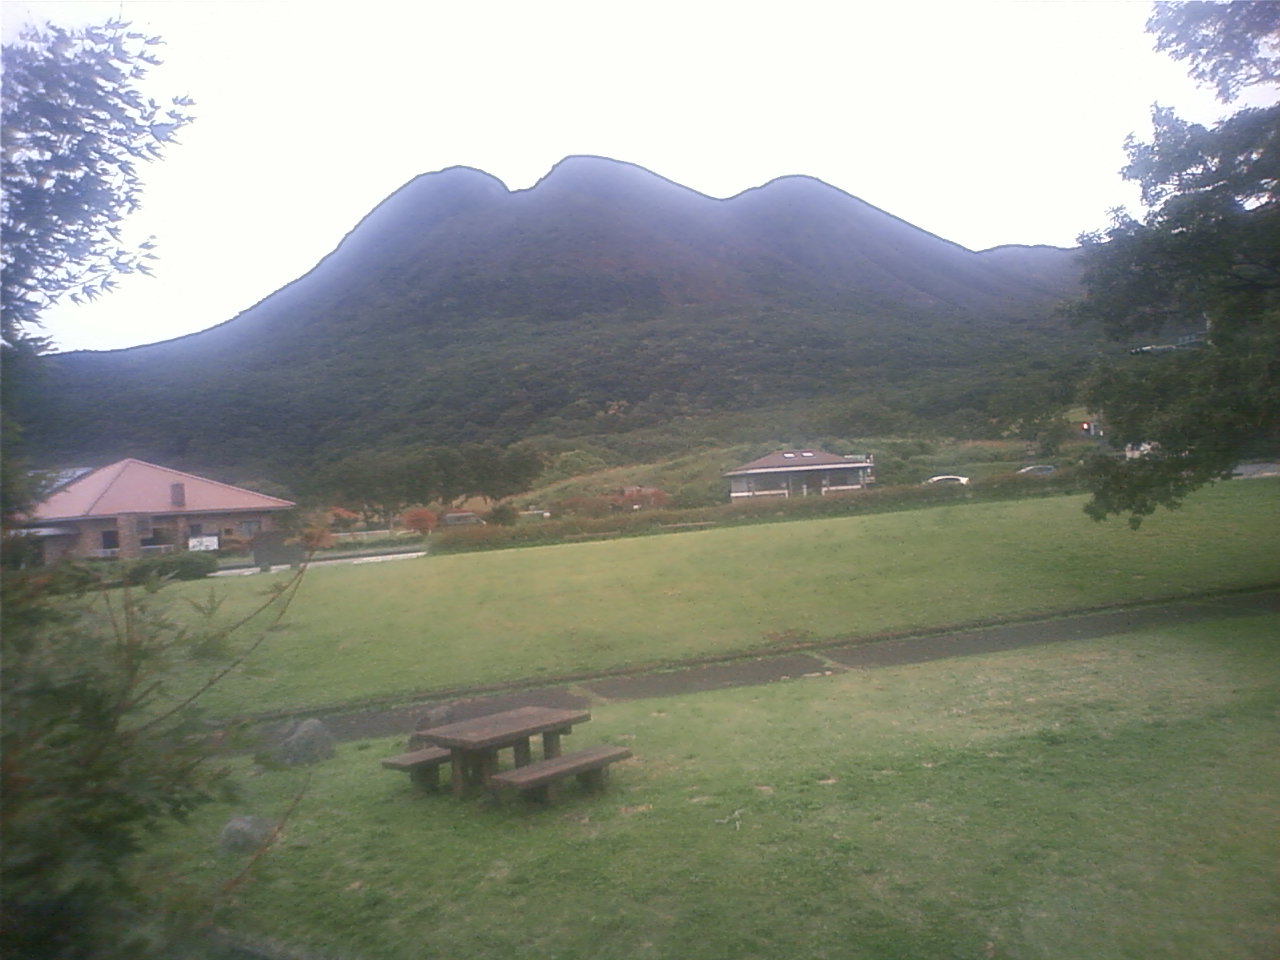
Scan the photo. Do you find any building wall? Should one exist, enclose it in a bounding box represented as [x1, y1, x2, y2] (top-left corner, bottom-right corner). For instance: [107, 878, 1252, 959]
[729, 467, 873, 499]
[41, 510, 288, 561]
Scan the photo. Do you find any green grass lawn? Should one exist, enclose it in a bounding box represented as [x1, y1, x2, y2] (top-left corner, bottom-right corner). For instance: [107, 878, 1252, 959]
[139, 614, 1280, 960]
[169, 480, 1280, 717]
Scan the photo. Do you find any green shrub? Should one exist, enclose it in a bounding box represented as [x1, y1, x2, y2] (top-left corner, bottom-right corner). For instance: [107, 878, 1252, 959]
[21, 559, 108, 595]
[124, 551, 218, 584]
[971, 469, 1082, 500]
[486, 503, 520, 526]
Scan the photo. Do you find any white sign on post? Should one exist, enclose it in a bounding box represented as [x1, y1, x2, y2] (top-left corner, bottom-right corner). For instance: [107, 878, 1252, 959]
[188, 536, 220, 552]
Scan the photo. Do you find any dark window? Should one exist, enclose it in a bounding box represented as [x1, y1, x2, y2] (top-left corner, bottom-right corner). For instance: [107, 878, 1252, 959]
[101, 529, 119, 550]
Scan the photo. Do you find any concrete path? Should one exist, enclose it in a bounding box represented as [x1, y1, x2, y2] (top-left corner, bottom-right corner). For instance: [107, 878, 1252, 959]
[295, 588, 1278, 744]
[213, 551, 426, 576]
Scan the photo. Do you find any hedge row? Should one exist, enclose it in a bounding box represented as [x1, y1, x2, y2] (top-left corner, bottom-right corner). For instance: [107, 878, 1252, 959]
[122, 551, 220, 583]
[429, 473, 1085, 554]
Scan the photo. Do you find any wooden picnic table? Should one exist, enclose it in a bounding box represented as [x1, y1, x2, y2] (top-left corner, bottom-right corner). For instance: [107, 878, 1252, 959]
[413, 705, 590, 797]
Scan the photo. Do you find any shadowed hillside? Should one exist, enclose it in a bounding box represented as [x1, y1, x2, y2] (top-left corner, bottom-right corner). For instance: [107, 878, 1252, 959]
[23, 156, 1084, 477]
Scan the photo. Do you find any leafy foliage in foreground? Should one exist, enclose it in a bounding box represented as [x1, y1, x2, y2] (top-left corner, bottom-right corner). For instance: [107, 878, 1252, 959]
[0, 20, 193, 345]
[1074, 3, 1280, 525]
[0, 569, 304, 959]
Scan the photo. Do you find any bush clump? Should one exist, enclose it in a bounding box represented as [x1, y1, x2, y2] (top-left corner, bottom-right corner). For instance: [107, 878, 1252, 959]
[486, 503, 520, 526]
[124, 551, 218, 584]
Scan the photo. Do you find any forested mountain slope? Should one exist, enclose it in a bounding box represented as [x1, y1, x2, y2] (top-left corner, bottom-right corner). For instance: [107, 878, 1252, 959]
[24, 156, 1084, 477]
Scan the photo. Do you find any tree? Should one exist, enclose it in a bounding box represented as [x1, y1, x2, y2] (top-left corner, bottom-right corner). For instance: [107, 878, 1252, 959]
[0, 21, 260, 960]
[400, 507, 438, 535]
[1, 20, 194, 523]
[1148, 0, 1280, 102]
[1, 567, 306, 959]
[1072, 1, 1279, 525]
[1, 19, 194, 347]
[462, 443, 545, 502]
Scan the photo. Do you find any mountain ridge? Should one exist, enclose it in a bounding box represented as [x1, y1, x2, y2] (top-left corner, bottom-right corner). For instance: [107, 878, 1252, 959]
[26, 156, 1087, 477]
[55, 156, 1075, 357]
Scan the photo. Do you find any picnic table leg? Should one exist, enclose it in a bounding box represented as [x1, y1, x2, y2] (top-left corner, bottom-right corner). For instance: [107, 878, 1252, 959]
[450, 750, 468, 798]
[410, 763, 441, 792]
[542, 730, 562, 759]
[478, 749, 499, 787]
[513, 738, 532, 767]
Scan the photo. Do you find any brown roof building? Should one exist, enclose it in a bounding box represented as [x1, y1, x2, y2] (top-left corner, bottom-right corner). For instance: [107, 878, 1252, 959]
[29, 459, 294, 562]
[723, 449, 875, 500]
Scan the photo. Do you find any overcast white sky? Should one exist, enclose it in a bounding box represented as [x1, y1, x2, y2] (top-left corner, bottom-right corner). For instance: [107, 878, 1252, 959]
[0, 0, 1252, 352]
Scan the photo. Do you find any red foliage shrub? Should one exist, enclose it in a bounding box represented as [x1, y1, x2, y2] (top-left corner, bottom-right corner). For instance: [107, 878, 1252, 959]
[401, 508, 439, 535]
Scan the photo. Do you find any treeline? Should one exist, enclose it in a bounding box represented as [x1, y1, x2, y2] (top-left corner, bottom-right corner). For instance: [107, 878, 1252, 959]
[25, 298, 1093, 479]
[298, 442, 544, 526]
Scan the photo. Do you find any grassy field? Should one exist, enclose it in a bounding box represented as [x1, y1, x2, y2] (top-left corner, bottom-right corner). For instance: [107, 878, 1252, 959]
[139, 614, 1279, 960]
[519, 435, 1098, 506]
[169, 480, 1280, 717]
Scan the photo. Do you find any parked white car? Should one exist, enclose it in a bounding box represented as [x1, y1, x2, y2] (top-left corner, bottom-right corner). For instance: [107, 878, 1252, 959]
[924, 475, 970, 485]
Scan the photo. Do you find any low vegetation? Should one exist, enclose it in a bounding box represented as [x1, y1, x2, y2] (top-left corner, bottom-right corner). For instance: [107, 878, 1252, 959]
[167, 479, 1280, 717]
[139, 615, 1280, 960]
[431, 470, 1085, 554]
[515, 435, 1094, 512]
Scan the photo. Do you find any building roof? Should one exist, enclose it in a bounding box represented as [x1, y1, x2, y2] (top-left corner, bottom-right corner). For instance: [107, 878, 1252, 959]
[724, 450, 873, 477]
[32, 459, 295, 522]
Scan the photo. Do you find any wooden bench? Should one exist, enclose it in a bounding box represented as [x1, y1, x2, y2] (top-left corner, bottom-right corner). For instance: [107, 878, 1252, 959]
[488, 745, 632, 803]
[381, 745, 452, 791]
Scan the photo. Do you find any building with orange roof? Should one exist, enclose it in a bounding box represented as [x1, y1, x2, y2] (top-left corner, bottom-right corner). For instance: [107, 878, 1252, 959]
[28, 459, 295, 562]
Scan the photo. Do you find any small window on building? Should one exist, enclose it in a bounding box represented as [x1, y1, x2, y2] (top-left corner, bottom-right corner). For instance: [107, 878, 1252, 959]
[801, 451, 815, 457]
[188, 523, 203, 538]
[783, 453, 796, 459]
[239, 520, 262, 538]
[101, 529, 119, 550]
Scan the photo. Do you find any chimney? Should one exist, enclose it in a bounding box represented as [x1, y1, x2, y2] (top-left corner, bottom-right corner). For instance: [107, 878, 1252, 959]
[170, 483, 186, 508]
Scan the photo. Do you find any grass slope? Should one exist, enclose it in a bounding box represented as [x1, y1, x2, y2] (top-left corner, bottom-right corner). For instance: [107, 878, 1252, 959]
[141, 615, 1280, 960]
[174, 481, 1280, 716]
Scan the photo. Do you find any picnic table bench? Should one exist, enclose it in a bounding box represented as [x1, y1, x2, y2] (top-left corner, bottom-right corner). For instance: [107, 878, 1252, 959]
[380, 745, 451, 791]
[488, 744, 632, 803]
[412, 706, 592, 797]
[383, 706, 632, 803]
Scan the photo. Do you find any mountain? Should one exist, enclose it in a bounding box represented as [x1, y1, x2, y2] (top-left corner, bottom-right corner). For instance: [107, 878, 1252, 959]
[23, 156, 1083, 477]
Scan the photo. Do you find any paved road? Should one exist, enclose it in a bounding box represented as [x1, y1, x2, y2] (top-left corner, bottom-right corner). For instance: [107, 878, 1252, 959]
[262, 588, 1278, 744]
